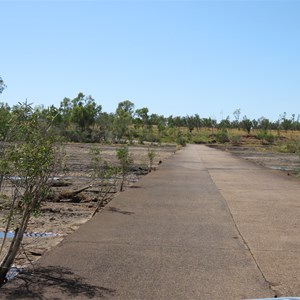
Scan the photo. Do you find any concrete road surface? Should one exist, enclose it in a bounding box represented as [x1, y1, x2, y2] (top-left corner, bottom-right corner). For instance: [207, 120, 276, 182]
[2, 145, 300, 299]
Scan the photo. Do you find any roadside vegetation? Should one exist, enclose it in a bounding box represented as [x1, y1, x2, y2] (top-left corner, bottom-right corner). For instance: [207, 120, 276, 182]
[0, 101, 64, 284]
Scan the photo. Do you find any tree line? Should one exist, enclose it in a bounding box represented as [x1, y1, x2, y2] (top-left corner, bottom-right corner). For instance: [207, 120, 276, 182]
[0, 76, 300, 145]
[0, 94, 299, 144]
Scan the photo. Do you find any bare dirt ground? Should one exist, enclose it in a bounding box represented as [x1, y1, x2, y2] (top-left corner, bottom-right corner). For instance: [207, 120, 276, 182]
[226, 146, 300, 175]
[0, 143, 177, 269]
[214, 145, 300, 177]
[209, 134, 300, 177]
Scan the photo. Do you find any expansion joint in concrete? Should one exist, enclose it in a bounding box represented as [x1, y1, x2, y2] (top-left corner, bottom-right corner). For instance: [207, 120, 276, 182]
[207, 169, 278, 298]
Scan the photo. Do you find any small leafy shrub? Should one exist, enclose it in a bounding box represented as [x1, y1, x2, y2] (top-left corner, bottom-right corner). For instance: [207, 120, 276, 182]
[257, 131, 275, 145]
[176, 135, 186, 147]
[230, 135, 241, 145]
[216, 129, 229, 144]
[277, 141, 300, 153]
[0, 102, 64, 283]
[147, 148, 156, 172]
[116, 146, 133, 191]
[287, 141, 300, 153]
[90, 147, 119, 216]
[192, 133, 210, 144]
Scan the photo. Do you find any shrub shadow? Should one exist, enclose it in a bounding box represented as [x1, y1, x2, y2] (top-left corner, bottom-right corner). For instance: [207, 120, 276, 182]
[107, 207, 134, 215]
[129, 185, 142, 189]
[0, 266, 116, 299]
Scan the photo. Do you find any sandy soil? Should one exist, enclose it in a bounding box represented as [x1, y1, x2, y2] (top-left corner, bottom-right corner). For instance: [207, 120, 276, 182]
[0, 143, 177, 269]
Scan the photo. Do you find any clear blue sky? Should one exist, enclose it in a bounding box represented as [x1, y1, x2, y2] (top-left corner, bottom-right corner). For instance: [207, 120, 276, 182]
[1, 0, 299, 121]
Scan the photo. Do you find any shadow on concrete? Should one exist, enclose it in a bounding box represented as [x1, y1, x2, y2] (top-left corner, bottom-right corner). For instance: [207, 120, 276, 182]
[0, 266, 116, 299]
[107, 207, 134, 215]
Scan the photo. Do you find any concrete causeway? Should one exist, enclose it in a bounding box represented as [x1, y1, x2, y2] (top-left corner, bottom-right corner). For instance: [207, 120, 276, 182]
[1, 145, 300, 299]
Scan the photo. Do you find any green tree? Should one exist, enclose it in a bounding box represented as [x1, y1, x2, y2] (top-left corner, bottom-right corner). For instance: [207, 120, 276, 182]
[173, 116, 185, 127]
[0, 102, 63, 283]
[0, 76, 6, 95]
[252, 119, 258, 130]
[194, 114, 202, 131]
[70, 93, 102, 132]
[113, 100, 134, 142]
[241, 116, 252, 134]
[218, 116, 231, 130]
[95, 112, 115, 142]
[134, 107, 150, 143]
[167, 115, 174, 128]
[150, 114, 166, 137]
[135, 107, 149, 127]
[149, 114, 164, 126]
[59, 97, 73, 128]
[186, 115, 195, 133]
[258, 117, 270, 132]
[117, 100, 135, 116]
[202, 117, 217, 133]
[0, 103, 11, 140]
